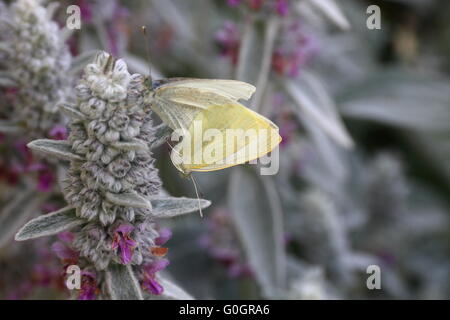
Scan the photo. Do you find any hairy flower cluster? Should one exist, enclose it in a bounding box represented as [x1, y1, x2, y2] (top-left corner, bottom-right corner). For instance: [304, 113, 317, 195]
[53, 52, 168, 298]
[0, 0, 72, 137]
[272, 21, 317, 78]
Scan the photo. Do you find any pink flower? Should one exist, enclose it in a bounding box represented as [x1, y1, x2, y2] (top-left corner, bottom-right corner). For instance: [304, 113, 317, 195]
[215, 21, 240, 65]
[155, 228, 172, 246]
[142, 259, 169, 295]
[76, 0, 92, 22]
[227, 0, 243, 7]
[112, 224, 137, 264]
[51, 242, 78, 262]
[37, 170, 54, 192]
[78, 272, 98, 300]
[49, 125, 68, 140]
[275, 0, 289, 16]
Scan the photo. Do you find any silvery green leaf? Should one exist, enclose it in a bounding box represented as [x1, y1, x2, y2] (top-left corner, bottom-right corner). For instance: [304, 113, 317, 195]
[59, 103, 86, 120]
[105, 264, 143, 300]
[306, 0, 351, 30]
[341, 98, 450, 131]
[0, 189, 44, 246]
[300, 117, 348, 185]
[15, 206, 83, 241]
[60, 26, 74, 42]
[0, 119, 23, 134]
[0, 72, 16, 87]
[338, 72, 450, 131]
[149, 196, 211, 218]
[148, 275, 194, 300]
[149, 123, 172, 150]
[69, 50, 99, 74]
[235, 17, 257, 82]
[283, 79, 353, 149]
[228, 167, 286, 298]
[106, 191, 152, 209]
[27, 139, 84, 161]
[112, 139, 149, 151]
[252, 17, 279, 112]
[0, 42, 9, 53]
[45, 1, 59, 19]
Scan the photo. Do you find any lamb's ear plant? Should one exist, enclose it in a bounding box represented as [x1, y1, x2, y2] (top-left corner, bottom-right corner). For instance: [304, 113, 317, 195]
[0, 0, 72, 137]
[0, 0, 75, 250]
[16, 51, 210, 300]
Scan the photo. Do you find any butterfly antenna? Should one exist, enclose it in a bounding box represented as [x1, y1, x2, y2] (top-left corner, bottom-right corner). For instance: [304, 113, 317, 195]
[190, 174, 204, 218]
[141, 26, 153, 85]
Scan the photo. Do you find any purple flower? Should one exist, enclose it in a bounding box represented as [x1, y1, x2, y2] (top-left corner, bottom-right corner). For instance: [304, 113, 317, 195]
[37, 170, 54, 192]
[155, 228, 172, 246]
[58, 231, 75, 243]
[51, 241, 78, 263]
[142, 259, 169, 295]
[215, 21, 240, 65]
[275, 0, 289, 16]
[78, 272, 98, 300]
[49, 125, 68, 140]
[76, 0, 92, 22]
[227, 0, 243, 7]
[112, 224, 137, 264]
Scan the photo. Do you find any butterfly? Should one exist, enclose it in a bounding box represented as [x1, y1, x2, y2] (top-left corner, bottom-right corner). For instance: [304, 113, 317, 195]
[145, 78, 282, 175]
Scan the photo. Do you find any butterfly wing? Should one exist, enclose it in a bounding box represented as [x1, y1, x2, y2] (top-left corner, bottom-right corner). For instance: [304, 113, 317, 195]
[171, 103, 281, 173]
[151, 78, 280, 173]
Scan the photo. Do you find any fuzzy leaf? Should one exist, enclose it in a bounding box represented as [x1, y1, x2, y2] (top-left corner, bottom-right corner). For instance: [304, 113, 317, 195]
[0, 119, 23, 134]
[149, 123, 172, 150]
[150, 197, 211, 218]
[283, 79, 353, 149]
[69, 50, 99, 74]
[27, 139, 84, 161]
[228, 167, 286, 298]
[338, 72, 450, 132]
[105, 264, 144, 300]
[150, 275, 194, 300]
[59, 103, 86, 120]
[0, 71, 16, 87]
[106, 191, 152, 209]
[307, 0, 350, 30]
[15, 206, 83, 241]
[112, 139, 149, 151]
[0, 189, 44, 246]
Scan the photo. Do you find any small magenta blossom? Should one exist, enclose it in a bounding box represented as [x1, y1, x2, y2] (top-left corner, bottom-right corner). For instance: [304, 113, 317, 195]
[155, 228, 172, 246]
[78, 271, 99, 300]
[112, 224, 137, 265]
[272, 22, 317, 77]
[37, 169, 54, 192]
[199, 208, 253, 279]
[51, 232, 79, 266]
[142, 259, 170, 295]
[227, 0, 243, 7]
[215, 21, 240, 65]
[275, 0, 289, 16]
[49, 125, 68, 140]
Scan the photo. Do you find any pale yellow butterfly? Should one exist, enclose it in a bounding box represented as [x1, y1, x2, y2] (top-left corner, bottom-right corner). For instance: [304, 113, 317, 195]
[146, 77, 282, 174]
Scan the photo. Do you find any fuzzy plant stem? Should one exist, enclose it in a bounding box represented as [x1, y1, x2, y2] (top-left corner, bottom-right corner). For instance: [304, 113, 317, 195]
[234, 15, 255, 82]
[17, 52, 209, 300]
[251, 16, 279, 112]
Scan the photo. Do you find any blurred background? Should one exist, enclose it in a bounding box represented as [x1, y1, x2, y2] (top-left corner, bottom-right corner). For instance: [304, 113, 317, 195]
[0, 0, 449, 299]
